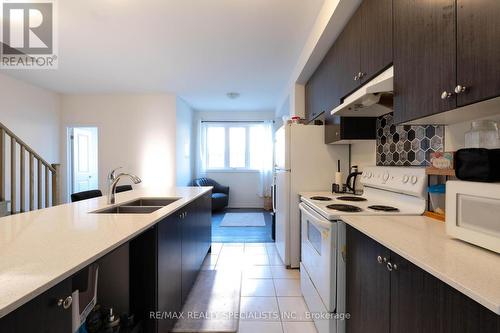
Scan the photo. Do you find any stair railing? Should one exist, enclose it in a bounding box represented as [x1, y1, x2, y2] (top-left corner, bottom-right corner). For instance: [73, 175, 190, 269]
[0, 121, 60, 214]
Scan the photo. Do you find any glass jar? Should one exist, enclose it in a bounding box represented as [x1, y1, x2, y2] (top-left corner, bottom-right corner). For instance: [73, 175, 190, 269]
[464, 120, 500, 149]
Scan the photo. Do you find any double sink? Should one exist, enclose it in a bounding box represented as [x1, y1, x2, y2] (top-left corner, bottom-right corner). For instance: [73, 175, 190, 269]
[92, 197, 181, 214]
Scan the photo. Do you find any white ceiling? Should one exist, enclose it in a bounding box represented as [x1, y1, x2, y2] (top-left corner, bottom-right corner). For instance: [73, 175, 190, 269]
[2, 0, 325, 111]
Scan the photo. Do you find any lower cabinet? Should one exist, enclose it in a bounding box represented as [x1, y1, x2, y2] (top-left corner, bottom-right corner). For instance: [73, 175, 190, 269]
[0, 277, 73, 333]
[131, 192, 212, 333]
[346, 225, 500, 333]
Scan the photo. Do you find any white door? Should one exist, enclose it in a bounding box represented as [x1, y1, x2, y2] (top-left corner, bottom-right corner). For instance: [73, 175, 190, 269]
[275, 169, 290, 265]
[72, 128, 98, 193]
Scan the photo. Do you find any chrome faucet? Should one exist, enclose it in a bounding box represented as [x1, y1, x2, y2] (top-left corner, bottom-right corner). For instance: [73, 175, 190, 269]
[107, 171, 142, 204]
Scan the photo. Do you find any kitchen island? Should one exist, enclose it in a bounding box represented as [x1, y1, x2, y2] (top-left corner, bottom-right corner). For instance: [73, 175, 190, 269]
[0, 186, 212, 332]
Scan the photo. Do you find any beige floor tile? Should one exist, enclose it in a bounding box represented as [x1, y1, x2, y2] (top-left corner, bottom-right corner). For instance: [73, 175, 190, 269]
[243, 265, 273, 279]
[278, 297, 312, 322]
[282, 321, 317, 333]
[274, 279, 302, 297]
[245, 254, 270, 265]
[242, 278, 276, 297]
[238, 321, 284, 333]
[267, 253, 285, 265]
[270, 266, 300, 279]
[240, 297, 281, 322]
[244, 246, 268, 255]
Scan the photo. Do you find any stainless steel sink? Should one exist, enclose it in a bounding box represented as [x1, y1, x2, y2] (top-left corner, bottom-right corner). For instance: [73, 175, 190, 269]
[94, 206, 163, 214]
[91, 197, 181, 214]
[125, 198, 180, 207]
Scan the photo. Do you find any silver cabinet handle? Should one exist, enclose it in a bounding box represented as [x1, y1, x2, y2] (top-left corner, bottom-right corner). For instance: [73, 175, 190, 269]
[358, 72, 365, 79]
[354, 74, 359, 81]
[57, 296, 72, 310]
[393, 263, 398, 271]
[377, 255, 383, 264]
[386, 262, 393, 272]
[441, 91, 453, 99]
[454, 85, 467, 94]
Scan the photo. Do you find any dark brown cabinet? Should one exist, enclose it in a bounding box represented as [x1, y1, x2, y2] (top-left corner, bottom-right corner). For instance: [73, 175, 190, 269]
[456, 0, 500, 107]
[325, 116, 376, 144]
[346, 225, 390, 333]
[0, 277, 73, 333]
[393, 0, 457, 124]
[346, 225, 500, 333]
[359, 0, 393, 85]
[157, 213, 182, 333]
[306, 0, 392, 143]
[394, 0, 500, 124]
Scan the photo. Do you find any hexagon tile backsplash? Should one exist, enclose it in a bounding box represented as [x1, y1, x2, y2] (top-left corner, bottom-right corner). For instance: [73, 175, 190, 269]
[376, 113, 444, 166]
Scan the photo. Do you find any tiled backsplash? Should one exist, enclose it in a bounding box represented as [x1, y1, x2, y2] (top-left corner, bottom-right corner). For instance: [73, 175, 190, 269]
[376, 113, 444, 166]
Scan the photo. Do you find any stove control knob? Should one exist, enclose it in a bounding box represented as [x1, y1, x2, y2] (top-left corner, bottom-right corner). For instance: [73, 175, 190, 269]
[411, 176, 418, 184]
[402, 175, 409, 183]
[383, 172, 390, 182]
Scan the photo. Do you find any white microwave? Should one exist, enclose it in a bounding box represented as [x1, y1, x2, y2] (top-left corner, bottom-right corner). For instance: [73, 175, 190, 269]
[446, 180, 500, 253]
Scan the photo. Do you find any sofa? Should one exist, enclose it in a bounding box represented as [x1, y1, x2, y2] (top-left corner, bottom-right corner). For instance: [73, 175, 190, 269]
[191, 178, 229, 211]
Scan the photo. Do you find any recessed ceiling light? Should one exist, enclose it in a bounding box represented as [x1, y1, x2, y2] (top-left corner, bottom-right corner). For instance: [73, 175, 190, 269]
[227, 92, 240, 99]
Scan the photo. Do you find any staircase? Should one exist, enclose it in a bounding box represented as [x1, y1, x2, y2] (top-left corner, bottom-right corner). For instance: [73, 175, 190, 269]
[0, 121, 60, 214]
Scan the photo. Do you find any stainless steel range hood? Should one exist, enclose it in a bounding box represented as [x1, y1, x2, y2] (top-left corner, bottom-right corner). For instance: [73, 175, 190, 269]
[331, 66, 393, 117]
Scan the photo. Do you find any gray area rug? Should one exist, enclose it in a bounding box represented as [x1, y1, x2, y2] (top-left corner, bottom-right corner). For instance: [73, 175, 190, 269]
[219, 212, 266, 227]
[171, 270, 241, 332]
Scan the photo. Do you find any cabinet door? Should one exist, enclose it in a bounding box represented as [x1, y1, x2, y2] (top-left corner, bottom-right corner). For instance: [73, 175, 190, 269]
[456, 0, 500, 106]
[181, 201, 199, 303]
[332, 8, 362, 99]
[346, 226, 390, 333]
[0, 278, 73, 333]
[393, 0, 456, 124]
[390, 252, 500, 333]
[360, 0, 393, 84]
[390, 252, 444, 333]
[158, 214, 182, 333]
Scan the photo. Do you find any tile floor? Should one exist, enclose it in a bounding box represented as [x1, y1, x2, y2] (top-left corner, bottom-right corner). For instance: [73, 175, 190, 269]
[201, 242, 318, 333]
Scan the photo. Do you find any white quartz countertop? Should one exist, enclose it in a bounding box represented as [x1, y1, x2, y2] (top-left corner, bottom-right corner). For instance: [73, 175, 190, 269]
[0, 186, 212, 318]
[341, 215, 500, 315]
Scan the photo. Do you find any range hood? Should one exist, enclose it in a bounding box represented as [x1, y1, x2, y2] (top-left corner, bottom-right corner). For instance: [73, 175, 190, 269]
[331, 66, 393, 117]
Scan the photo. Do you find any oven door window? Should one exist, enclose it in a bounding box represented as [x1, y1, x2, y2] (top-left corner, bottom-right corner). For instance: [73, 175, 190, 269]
[307, 219, 322, 255]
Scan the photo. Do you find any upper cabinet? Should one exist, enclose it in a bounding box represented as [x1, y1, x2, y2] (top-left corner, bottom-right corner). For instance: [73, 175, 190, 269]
[456, 0, 500, 106]
[394, 0, 500, 124]
[305, 0, 392, 143]
[359, 0, 393, 85]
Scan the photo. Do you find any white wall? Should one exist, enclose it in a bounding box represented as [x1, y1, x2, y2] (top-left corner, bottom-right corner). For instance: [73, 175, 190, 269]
[176, 97, 194, 186]
[445, 114, 500, 151]
[0, 73, 61, 163]
[60, 94, 177, 202]
[194, 110, 275, 208]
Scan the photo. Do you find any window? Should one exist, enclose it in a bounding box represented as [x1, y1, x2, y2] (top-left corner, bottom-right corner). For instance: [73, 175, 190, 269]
[203, 122, 272, 171]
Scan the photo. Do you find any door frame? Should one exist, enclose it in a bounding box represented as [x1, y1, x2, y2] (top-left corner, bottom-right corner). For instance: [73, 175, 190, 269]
[67, 126, 99, 202]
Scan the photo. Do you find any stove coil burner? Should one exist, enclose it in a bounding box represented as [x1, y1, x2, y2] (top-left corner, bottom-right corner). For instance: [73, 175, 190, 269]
[310, 196, 333, 201]
[368, 205, 400, 212]
[326, 204, 363, 213]
[336, 196, 368, 202]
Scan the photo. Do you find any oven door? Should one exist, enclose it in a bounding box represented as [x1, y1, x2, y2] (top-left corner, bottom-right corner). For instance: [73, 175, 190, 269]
[299, 203, 337, 312]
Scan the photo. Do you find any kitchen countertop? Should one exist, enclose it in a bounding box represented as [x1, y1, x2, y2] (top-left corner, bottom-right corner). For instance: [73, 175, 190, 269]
[341, 215, 500, 315]
[0, 186, 212, 319]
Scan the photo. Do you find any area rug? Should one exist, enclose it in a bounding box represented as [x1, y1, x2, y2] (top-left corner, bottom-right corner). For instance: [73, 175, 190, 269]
[171, 270, 241, 332]
[219, 212, 266, 227]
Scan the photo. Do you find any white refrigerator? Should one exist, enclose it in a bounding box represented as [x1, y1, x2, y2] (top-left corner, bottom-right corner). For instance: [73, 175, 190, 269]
[273, 123, 349, 268]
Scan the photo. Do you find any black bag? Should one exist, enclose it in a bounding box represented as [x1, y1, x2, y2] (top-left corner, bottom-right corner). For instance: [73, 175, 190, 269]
[455, 148, 500, 182]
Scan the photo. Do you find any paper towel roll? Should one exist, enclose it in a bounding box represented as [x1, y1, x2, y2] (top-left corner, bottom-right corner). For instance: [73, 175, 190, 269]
[335, 172, 343, 185]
